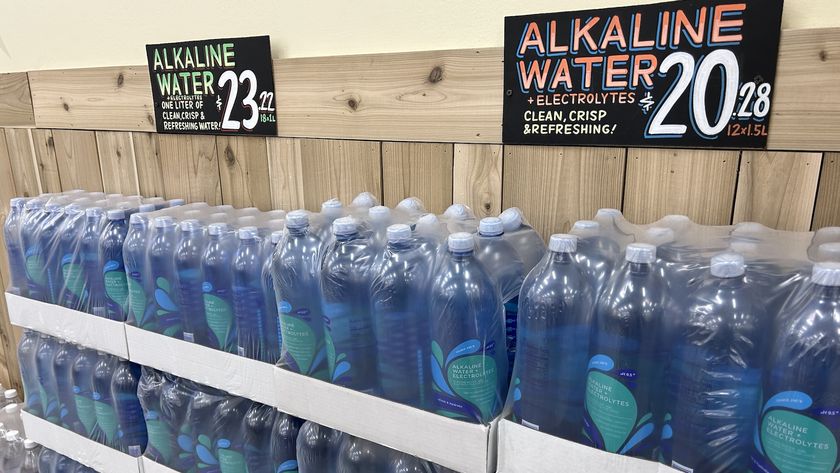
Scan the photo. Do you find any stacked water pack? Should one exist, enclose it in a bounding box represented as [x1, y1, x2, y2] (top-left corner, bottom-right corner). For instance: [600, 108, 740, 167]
[505, 209, 840, 473]
[273, 196, 545, 423]
[16, 331, 147, 456]
[36, 447, 97, 473]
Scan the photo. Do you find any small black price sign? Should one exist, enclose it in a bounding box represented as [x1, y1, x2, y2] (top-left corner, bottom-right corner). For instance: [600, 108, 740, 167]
[503, 0, 784, 148]
[146, 36, 277, 136]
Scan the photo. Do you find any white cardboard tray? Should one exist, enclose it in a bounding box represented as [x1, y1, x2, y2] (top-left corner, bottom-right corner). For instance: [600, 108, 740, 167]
[125, 324, 278, 406]
[141, 457, 180, 473]
[5, 293, 130, 359]
[275, 367, 497, 473]
[21, 410, 143, 473]
[497, 419, 680, 473]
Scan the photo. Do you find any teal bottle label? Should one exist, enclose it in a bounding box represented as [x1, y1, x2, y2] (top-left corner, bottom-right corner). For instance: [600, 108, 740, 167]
[203, 291, 234, 351]
[62, 258, 85, 298]
[431, 339, 500, 422]
[127, 273, 147, 323]
[755, 391, 840, 473]
[73, 390, 96, 435]
[279, 309, 318, 374]
[26, 253, 46, 285]
[154, 277, 181, 337]
[145, 412, 174, 464]
[583, 355, 655, 454]
[217, 441, 248, 473]
[94, 399, 119, 443]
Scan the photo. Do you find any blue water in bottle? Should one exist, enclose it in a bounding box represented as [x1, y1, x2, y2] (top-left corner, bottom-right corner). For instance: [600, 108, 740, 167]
[80, 208, 106, 316]
[752, 262, 840, 473]
[100, 209, 130, 321]
[57, 205, 86, 310]
[71, 347, 98, 438]
[429, 232, 508, 423]
[35, 334, 60, 424]
[202, 223, 238, 353]
[336, 435, 387, 473]
[370, 224, 430, 407]
[52, 341, 81, 432]
[213, 396, 252, 473]
[511, 234, 593, 440]
[583, 243, 667, 459]
[124, 213, 149, 327]
[39, 203, 67, 304]
[185, 383, 226, 472]
[111, 360, 148, 456]
[5, 197, 28, 296]
[233, 227, 278, 363]
[243, 403, 276, 473]
[91, 352, 119, 448]
[273, 211, 328, 379]
[665, 253, 764, 472]
[17, 329, 43, 417]
[176, 220, 208, 344]
[296, 421, 342, 473]
[270, 411, 303, 473]
[21, 199, 49, 302]
[148, 216, 181, 338]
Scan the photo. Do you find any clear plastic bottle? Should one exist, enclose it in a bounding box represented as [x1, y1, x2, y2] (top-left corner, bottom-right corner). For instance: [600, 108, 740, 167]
[753, 262, 840, 473]
[34, 335, 60, 424]
[201, 223, 238, 353]
[296, 421, 342, 473]
[21, 199, 48, 301]
[498, 207, 546, 273]
[429, 232, 507, 423]
[100, 209, 130, 321]
[91, 352, 119, 448]
[124, 213, 150, 328]
[111, 360, 147, 456]
[4, 198, 28, 296]
[320, 217, 378, 392]
[137, 368, 175, 467]
[56, 205, 86, 310]
[2, 390, 21, 408]
[0, 405, 23, 438]
[80, 207, 105, 316]
[213, 396, 252, 473]
[386, 451, 438, 473]
[233, 226, 278, 363]
[2, 430, 24, 473]
[148, 216, 181, 338]
[70, 347, 97, 438]
[17, 330, 43, 417]
[37, 446, 57, 473]
[443, 203, 477, 234]
[273, 211, 328, 379]
[243, 403, 276, 473]
[335, 435, 387, 473]
[262, 231, 284, 364]
[40, 204, 68, 305]
[270, 410, 303, 473]
[350, 192, 379, 212]
[583, 243, 666, 458]
[159, 373, 194, 471]
[318, 199, 345, 240]
[51, 341, 79, 433]
[175, 220, 208, 344]
[19, 439, 39, 473]
[395, 197, 426, 223]
[370, 224, 431, 407]
[569, 220, 620, 294]
[511, 234, 593, 440]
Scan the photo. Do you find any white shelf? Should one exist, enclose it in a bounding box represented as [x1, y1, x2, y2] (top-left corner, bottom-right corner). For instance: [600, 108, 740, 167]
[275, 367, 497, 473]
[141, 457, 179, 473]
[6, 293, 130, 359]
[21, 411, 143, 473]
[497, 419, 679, 473]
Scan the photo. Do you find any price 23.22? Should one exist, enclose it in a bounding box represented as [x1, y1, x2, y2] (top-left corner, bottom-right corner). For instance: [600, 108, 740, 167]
[217, 69, 276, 132]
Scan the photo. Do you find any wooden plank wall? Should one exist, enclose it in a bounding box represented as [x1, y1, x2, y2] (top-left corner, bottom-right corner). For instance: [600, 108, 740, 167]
[0, 26, 837, 391]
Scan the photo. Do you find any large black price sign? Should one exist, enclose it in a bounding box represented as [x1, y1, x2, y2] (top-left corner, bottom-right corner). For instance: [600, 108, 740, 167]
[146, 36, 277, 135]
[503, 0, 784, 148]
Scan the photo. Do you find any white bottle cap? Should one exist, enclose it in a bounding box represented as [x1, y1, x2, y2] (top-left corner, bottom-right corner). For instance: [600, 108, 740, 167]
[237, 216, 257, 226]
[732, 222, 768, 237]
[444, 203, 472, 220]
[138, 203, 156, 213]
[416, 213, 439, 227]
[710, 252, 745, 278]
[271, 231, 284, 245]
[129, 213, 147, 226]
[154, 216, 175, 229]
[817, 243, 840, 262]
[332, 217, 357, 236]
[351, 192, 378, 209]
[179, 219, 201, 232]
[571, 220, 600, 238]
[478, 217, 504, 236]
[626, 243, 656, 263]
[644, 227, 675, 246]
[387, 224, 412, 242]
[448, 232, 475, 252]
[4, 403, 18, 414]
[812, 262, 840, 287]
[396, 197, 425, 214]
[661, 214, 691, 229]
[286, 210, 309, 229]
[549, 234, 577, 253]
[5, 430, 17, 441]
[208, 223, 229, 236]
[815, 227, 840, 243]
[10, 197, 25, 208]
[368, 206, 390, 221]
[321, 198, 343, 214]
[4, 389, 17, 400]
[24, 439, 36, 449]
[106, 209, 125, 220]
[238, 226, 258, 240]
[596, 208, 622, 218]
[499, 207, 523, 232]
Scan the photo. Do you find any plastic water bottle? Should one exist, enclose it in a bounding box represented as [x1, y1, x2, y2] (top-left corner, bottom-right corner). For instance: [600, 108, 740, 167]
[243, 403, 276, 473]
[570, 220, 620, 294]
[476, 217, 525, 374]
[137, 368, 174, 467]
[430, 232, 507, 423]
[386, 451, 439, 473]
[512, 234, 593, 440]
[443, 203, 477, 234]
[159, 373, 194, 471]
[100, 209, 130, 321]
[320, 217, 377, 392]
[414, 213, 446, 259]
[296, 421, 342, 473]
[594, 208, 635, 247]
[2, 430, 24, 472]
[351, 192, 379, 211]
[57, 205, 86, 310]
[270, 411, 303, 473]
[124, 213, 150, 327]
[366, 206, 392, 252]
[202, 223, 238, 353]
[52, 454, 75, 473]
[1, 405, 24, 438]
[263, 231, 284, 362]
[17, 330, 42, 417]
[499, 207, 546, 273]
[370, 224, 430, 407]
[111, 360, 147, 456]
[40, 204, 67, 305]
[34, 335, 60, 424]
[318, 199, 344, 239]
[664, 253, 764, 472]
[19, 439, 39, 473]
[80, 207, 105, 315]
[583, 243, 666, 458]
[71, 347, 97, 438]
[233, 226, 278, 362]
[336, 435, 386, 473]
[5, 198, 28, 296]
[37, 447, 57, 473]
[176, 220, 208, 344]
[2, 390, 21, 408]
[213, 396, 252, 473]
[753, 262, 840, 473]
[148, 216, 181, 338]
[20, 199, 47, 300]
[91, 352, 119, 448]
[395, 197, 426, 222]
[71, 462, 96, 473]
[51, 341, 80, 433]
[184, 383, 225, 472]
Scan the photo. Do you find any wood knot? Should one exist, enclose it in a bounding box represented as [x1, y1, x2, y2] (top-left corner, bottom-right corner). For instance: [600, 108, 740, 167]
[428, 66, 444, 83]
[483, 202, 491, 212]
[46, 136, 54, 148]
[62, 102, 70, 112]
[347, 98, 358, 111]
[117, 73, 125, 87]
[147, 114, 155, 125]
[820, 50, 828, 62]
[224, 145, 236, 166]
[116, 149, 122, 159]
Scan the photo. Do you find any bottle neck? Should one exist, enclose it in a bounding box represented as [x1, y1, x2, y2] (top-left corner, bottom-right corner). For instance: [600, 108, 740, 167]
[628, 261, 652, 275]
[288, 225, 309, 237]
[551, 251, 574, 263]
[450, 249, 474, 260]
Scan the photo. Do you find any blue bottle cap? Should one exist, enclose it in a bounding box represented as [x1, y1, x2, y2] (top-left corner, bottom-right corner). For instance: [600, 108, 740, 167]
[9, 197, 26, 209]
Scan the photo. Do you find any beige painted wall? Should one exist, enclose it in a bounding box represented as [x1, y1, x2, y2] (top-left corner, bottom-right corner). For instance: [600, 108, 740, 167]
[0, 0, 835, 72]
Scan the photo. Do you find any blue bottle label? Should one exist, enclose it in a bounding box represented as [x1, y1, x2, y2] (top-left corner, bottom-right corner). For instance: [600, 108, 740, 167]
[431, 339, 500, 422]
[276, 460, 298, 473]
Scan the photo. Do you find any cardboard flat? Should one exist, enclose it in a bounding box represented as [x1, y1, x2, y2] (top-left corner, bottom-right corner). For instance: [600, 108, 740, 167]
[6, 293, 130, 359]
[497, 419, 680, 473]
[21, 410, 143, 473]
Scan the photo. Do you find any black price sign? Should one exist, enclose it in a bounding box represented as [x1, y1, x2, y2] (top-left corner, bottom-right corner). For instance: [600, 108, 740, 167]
[503, 0, 784, 148]
[146, 36, 277, 135]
